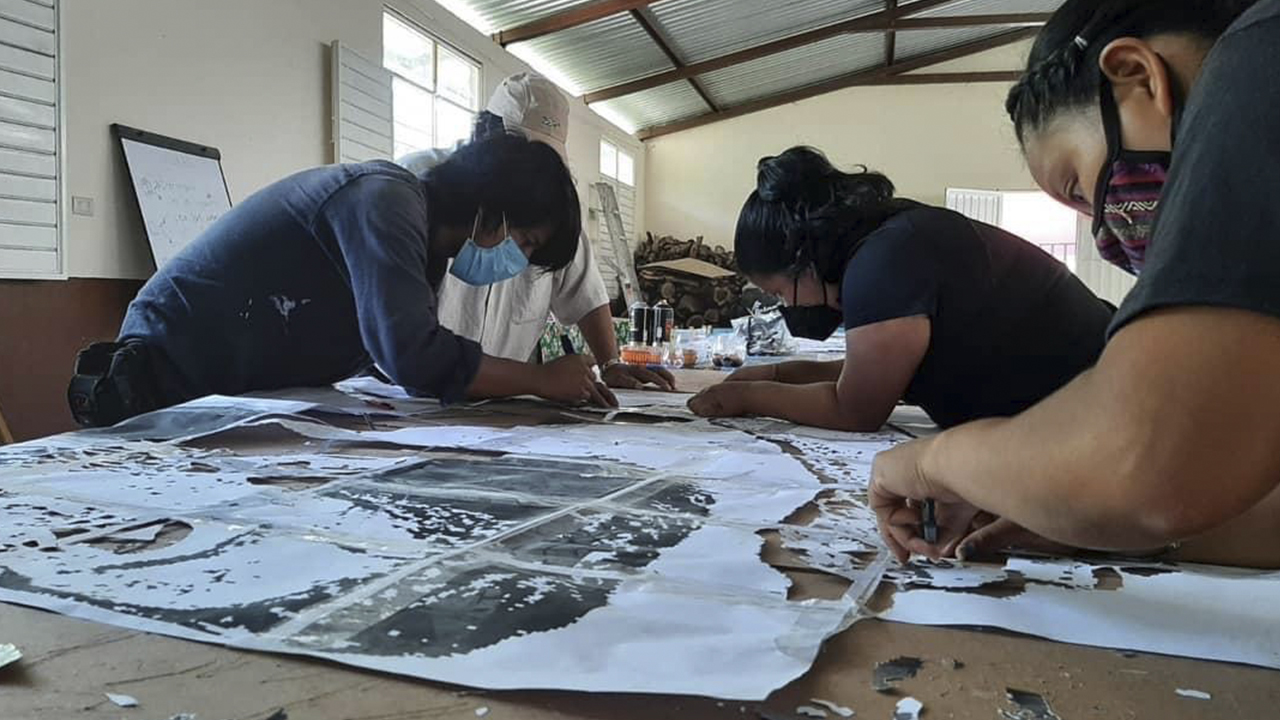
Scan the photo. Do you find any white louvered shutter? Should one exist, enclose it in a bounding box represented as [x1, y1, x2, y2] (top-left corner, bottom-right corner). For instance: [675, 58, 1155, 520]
[0, 0, 60, 277]
[331, 41, 394, 164]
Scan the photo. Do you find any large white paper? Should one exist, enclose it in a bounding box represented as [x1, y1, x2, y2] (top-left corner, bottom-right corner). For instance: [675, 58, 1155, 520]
[7, 389, 1275, 697]
[0, 396, 891, 699]
[713, 417, 1280, 671]
[882, 557, 1280, 669]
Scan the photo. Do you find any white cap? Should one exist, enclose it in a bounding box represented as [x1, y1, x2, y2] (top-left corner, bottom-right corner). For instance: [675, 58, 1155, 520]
[486, 72, 570, 160]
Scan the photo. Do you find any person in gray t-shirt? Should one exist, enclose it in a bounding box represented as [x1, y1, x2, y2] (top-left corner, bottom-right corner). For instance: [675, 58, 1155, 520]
[870, 0, 1280, 569]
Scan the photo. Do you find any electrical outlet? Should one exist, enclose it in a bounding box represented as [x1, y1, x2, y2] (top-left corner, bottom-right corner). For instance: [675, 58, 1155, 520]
[72, 196, 94, 216]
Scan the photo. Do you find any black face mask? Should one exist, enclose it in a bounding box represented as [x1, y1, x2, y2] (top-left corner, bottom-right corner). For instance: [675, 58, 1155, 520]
[780, 275, 843, 340]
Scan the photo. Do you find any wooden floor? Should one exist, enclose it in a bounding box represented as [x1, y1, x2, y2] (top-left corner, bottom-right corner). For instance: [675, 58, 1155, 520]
[4, 602, 1277, 720]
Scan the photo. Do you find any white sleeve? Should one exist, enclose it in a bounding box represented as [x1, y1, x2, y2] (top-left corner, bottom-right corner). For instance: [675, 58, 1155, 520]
[395, 148, 452, 177]
[550, 231, 611, 326]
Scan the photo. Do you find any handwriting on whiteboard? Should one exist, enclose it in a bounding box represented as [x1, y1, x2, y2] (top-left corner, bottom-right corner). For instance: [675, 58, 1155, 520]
[121, 139, 233, 270]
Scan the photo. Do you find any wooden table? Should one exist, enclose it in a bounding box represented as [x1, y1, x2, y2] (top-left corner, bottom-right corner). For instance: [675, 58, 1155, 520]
[2, 369, 1277, 719]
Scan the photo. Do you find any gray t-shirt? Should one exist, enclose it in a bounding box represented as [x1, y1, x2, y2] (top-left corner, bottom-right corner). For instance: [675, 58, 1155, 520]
[1110, 0, 1280, 333]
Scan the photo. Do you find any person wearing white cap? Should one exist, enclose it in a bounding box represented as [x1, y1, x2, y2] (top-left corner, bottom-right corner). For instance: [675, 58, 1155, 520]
[400, 72, 674, 393]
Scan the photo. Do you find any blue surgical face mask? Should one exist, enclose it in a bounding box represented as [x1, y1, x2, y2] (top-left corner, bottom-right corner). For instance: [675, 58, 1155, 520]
[449, 212, 529, 286]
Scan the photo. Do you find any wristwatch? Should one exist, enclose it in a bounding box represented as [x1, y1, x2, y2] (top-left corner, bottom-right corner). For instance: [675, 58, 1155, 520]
[599, 358, 623, 373]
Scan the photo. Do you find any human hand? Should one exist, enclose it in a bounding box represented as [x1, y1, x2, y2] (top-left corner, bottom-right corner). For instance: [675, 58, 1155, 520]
[723, 364, 778, 383]
[687, 382, 751, 418]
[536, 355, 617, 408]
[952, 516, 1079, 561]
[601, 361, 676, 391]
[869, 437, 982, 563]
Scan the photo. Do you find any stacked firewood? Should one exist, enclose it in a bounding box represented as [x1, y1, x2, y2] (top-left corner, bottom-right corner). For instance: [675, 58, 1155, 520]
[634, 233, 752, 328]
[634, 232, 737, 267]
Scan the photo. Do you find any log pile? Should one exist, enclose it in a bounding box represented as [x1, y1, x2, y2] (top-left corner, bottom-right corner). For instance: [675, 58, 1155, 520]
[634, 233, 750, 328]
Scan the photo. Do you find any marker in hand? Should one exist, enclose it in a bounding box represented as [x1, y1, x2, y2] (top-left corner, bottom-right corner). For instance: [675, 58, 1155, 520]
[921, 499, 938, 545]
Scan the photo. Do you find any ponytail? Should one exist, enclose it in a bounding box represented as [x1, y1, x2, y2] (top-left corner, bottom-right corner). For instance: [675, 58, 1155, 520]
[735, 147, 915, 283]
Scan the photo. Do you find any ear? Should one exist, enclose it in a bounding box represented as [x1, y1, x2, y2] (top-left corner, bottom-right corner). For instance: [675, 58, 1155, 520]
[1098, 38, 1177, 119]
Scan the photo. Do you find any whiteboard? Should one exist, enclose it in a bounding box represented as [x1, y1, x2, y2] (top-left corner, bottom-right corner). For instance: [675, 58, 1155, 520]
[115, 126, 232, 270]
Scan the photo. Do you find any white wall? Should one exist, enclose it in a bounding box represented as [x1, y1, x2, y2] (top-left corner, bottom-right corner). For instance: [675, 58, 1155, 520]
[60, 0, 643, 280]
[644, 41, 1039, 248]
[1074, 216, 1138, 306]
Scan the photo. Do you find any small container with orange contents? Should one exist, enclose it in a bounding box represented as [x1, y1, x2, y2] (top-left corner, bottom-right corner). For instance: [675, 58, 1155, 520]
[621, 344, 664, 366]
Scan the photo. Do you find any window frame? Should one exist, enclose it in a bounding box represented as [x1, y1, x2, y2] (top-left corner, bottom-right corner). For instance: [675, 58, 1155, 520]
[599, 138, 635, 188]
[382, 8, 483, 154]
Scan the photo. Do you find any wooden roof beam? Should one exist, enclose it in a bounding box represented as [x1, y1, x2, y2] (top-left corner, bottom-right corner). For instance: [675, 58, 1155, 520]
[636, 28, 1036, 140]
[586, 13, 1047, 103]
[494, 0, 663, 46]
[631, 7, 719, 113]
[885, 0, 898, 66]
[584, 0, 961, 103]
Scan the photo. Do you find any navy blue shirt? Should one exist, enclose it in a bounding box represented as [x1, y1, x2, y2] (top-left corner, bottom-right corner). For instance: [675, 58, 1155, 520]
[120, 161, 482, 403]
[841, 206, 1114, 428]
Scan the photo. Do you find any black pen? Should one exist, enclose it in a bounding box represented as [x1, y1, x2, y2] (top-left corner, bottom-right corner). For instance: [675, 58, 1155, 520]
[922, 499, 938, 544]
[559, 332, 576, 357]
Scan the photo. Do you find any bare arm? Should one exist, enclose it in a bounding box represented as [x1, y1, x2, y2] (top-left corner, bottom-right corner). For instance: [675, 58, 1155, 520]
[695, 316, 928, 431]
[777, 360, 844, 384]
[576, 304, 620, 365]
[467, 354, 612, 407]
[726, 360, 845, 384]
[877, 308, 1280, 554]
[465, 355, 541, 400]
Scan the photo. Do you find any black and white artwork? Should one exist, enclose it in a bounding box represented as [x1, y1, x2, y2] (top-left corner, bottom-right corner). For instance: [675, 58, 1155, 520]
[0, 400, 864, 698]
[4, 392, 1274, 701]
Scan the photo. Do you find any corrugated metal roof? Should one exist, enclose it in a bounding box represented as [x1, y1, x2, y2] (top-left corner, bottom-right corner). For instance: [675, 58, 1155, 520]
[459, 0, 595, 33]
[590, 80, 710, 130]
[700, 32, 886, 107]
[441, 0, 1058, 134]
[895, 25, 1009, 60]
[649, 0, 885, 65]
[511, 13, 675, 94]
[907, 0, 1066, 17]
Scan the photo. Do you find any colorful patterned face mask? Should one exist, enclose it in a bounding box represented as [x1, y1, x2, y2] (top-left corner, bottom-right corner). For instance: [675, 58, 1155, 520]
[1090, 77, 1177, 276]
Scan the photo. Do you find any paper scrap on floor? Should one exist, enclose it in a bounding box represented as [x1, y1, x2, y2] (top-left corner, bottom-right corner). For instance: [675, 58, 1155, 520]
[0, 643, 20, 669]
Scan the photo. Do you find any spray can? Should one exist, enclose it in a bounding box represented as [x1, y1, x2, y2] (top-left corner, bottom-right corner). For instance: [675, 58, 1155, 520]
[624, 301, 651, 365]
[652, 301, 674, 345]
[629, 301, 650, 346]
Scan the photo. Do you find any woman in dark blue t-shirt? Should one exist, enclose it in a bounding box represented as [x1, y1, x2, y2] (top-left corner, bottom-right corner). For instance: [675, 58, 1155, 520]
[689, 146, 1114, 431]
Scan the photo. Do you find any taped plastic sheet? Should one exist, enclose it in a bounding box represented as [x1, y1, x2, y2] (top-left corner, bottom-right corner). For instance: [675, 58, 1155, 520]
[0, 397, 895, 700]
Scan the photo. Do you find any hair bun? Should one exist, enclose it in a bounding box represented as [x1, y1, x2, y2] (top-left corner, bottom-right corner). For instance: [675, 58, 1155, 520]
[756, 146, 836, 205]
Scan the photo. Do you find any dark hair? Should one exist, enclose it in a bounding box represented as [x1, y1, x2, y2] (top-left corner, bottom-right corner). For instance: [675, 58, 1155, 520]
[735, 146, 915, 283]
[472, 110, 506, 142]
[1007, 0, 1254, 144]
[425, 132, 580, 271]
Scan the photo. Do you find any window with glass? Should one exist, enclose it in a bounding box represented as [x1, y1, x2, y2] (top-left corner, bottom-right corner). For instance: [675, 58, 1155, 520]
[383, 11, 481, 157]
[595, 139, 639, 297]
[599, 139, 634, 187]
